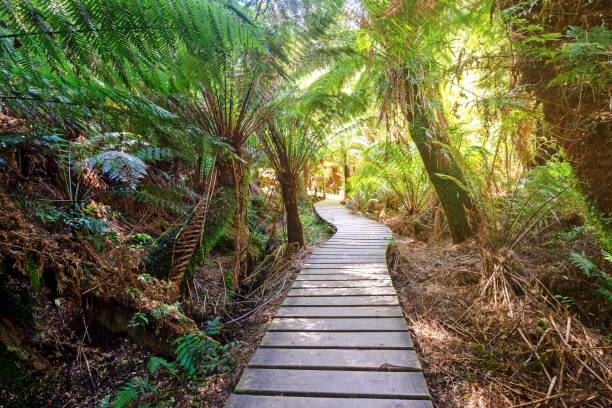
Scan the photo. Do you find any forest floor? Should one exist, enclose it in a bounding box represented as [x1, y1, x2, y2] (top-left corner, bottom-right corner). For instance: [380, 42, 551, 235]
[0, 193, 331, 408]
[383, 218, 612, 408]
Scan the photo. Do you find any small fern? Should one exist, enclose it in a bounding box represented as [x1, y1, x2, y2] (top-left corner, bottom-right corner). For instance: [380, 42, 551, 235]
[147, 357, 178, 377]
[569, 252, 612, 304]
[111, 376, 156, 408]
[172, 318, 235, 379]
[568, 252, 598, 277]
[111, 382, 138, 408]
[25, 254, 40, 293]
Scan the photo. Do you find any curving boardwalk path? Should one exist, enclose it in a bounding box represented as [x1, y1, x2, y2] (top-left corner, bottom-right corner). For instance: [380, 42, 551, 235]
[226, 196, 432, 407]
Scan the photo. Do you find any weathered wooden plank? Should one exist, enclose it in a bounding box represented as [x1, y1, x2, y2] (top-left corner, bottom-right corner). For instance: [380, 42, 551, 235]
[301, 267, 388, 274]
[311, 252, 386, 257]
[304, 263, 388, 269]
[307, 257, 387, 263]
[292, 280, 393, 289]
[261, 330, 414, 349]
[288, 287, 396, 296]
[282, 295, 399, 306]
[226, 395, 433, 408]
[249, 348, 421, 370]
[269, 317, 408, 331]
[296, 273, 389, 280]
[277, 306, 403, 318]
[235, 369, 430, 399]
[305, 258, 387, 263]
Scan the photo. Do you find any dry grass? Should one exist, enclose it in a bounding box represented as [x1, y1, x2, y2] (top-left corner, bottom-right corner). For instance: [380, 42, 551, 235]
[388, 235, 612, 407]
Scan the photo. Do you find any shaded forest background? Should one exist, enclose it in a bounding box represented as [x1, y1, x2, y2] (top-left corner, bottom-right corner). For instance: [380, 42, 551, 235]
[0, 0, 610, 407]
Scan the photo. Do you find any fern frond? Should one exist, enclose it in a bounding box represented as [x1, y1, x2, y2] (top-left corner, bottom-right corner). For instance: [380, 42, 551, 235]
[82, 150, 147, 187]
[147, 356, 177, 377]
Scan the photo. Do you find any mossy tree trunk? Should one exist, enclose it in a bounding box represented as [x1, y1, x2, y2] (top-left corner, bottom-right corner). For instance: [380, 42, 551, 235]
[408, 106, 475, 244]
[499, 0, 612, 218]
[216, 152, 249, 288]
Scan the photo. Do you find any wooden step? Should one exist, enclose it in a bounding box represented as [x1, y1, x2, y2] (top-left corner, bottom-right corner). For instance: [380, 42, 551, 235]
[292, 280, 393, 289]
[277, 306, 403, 318]
[248, 348, 421, 370]
[235, 369, 430, 399]
[269, 317, 408, 331]
[288, 287, 397, 296]
[227, 395, 433, 408]
[282, 295, 399, 306]
[261, 331, 414, 349]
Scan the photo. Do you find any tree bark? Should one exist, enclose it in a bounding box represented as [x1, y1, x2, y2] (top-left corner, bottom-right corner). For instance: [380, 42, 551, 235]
[408, 108, 475, 243]
[499, 0, 612, 217]
[280, 178, 305, 248]
[216, 154, 249, 287]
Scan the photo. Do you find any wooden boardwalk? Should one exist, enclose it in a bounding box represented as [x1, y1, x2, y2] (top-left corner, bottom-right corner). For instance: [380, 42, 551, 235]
[226, 197, 432, 407]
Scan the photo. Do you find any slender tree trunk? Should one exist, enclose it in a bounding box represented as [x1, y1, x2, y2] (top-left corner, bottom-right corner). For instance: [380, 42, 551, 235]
[408, 108, 475, 243]
[343, 151, 349, 199]
[216, 153, 249, 287]
[280, 179, 305, 248]
[303, 164, 310, 195]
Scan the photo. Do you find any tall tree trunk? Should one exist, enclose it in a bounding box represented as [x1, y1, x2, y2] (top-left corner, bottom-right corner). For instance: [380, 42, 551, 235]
[280, 179, 305, 248]
[216, 153, 249, 288]
[409, 108, 475, 243]
[499, 0, 611, 218]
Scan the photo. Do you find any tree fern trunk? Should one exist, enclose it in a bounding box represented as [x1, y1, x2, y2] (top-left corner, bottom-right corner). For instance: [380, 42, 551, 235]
[216, 155, 249, 289]
[408, 107, 475, 243]
[280, 179, 305, 248]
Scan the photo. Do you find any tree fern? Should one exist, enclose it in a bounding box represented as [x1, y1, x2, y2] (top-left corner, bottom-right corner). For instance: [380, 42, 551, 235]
[82, 151, 147, 188]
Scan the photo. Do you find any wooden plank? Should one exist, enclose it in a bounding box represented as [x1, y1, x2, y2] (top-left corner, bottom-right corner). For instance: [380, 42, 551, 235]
[288, 287, 396, 296]
[309, 253, 387, 258]
[296, 273, 389, 280]
[292, 280, 393, 289]
[269, 317, 408, 331]
[304, 263, 388, 269]
[261, 330, 414, 349]
[311, 252, 386, 257]
[305, 258, 387, 264]
[235, 369, 430, 399]
[307, 257, 387, 263]
[301, 267, 388, 274]
[282, 296, 399, 306]
[277, 306, 403, 318]
[227, 395, 433, 408]
[249, 348, 421, 371]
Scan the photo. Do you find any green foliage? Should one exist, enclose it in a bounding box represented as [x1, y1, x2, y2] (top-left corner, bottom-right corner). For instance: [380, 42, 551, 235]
[81, 151, 147, 188]
[299, 197, 334, 242]
[568, 252, 612, 305]
[111, 376, 156, 408]
[151, 303, 184, 321]
[147, 357, 178, 378]
[127, 312, 149, 329]
[25, 254, 40, 293]
[348, 141, 430, 215]
[124, 233, 156, 249]
[172, 318, 235, 379]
